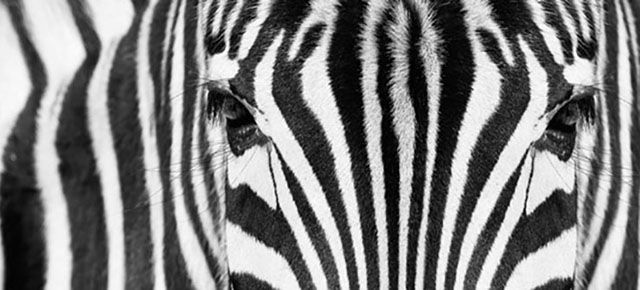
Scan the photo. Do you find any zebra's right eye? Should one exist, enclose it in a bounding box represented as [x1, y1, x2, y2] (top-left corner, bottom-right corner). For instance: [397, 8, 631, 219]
[207, 83, 268, 156]
[536, 88, 596, 161]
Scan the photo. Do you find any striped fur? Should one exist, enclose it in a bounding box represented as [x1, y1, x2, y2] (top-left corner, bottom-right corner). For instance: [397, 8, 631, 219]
[576, 0, 640, 288]
[205, 0, 640, 289]
[0, 0, 227, 289]
[0, 0, 638, 289]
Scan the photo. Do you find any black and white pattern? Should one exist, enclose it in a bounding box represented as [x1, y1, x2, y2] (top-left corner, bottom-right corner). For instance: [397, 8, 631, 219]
[0, 0, 226, 289]
[0, 0, 638, 289]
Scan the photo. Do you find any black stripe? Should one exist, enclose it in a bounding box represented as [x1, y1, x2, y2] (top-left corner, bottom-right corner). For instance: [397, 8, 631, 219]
[463, 155, 527, 289]
[227, 0, 259, 59]
[0, 1, 47, 288]
[404, 1, 430, 288]
[612, 2, 639, 287]
[231, 273, 276, 290]
[533, 277, 573, 290]
[581, 98, 605, 236]
[226, 182, 313, 289]
[270, 19, 364, 288]
[577, 0, 597, 60]
[155, 0, 194, 288]
[57, 1, 108, 289]
[444, 26, 531, 289]
[375, 8, 400, 289]
[423, 1, 473, 287]
[562, 0, 582, 43]
[541, 0, 575, 64]
[487, 0, 571, 111]
[205, 0, 223, 55]
[582, 0, 622, 285]
[180, 0, 222, 282]
[490, 189, 576, 288]
[328, 0, 379, 288]
[215, 0, 238, 54]
[274, 149, 340, 289]
[149, 0, 173, 106]
[198, 88, 226, 289]
[230, 0, 313, 108]
[108, 2, 154, 288]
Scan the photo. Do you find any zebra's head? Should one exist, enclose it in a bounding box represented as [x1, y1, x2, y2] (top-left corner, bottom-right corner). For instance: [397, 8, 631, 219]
[204, 0, 604, 288]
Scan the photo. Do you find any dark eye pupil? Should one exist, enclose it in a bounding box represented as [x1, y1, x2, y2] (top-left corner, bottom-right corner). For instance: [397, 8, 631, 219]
[207, 82, 268, 156]
[535, 92, 596, 161]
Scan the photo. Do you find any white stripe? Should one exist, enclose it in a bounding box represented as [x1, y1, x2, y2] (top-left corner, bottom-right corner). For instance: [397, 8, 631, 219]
[210, 0, 228, 40]
[387, 6, 417, 289]
[22, 0, 85, 288]
[227, 223, 298, 289]
[170, 2, 216, 289]
[253, 31, 351, 290]
[527, 151, 575, 215]
[237, 0, 272, 60]
[227, 146, 277, 208]
[504, 228, 576, 289]
[135, 0, 167, 289]
[589, 3, 634, 287]
[556, 0, 578, 55]
[435, 11, 503, 289]
[573, 0, 591, 42]
[162, 0, 180, 96]
[359, 1, 388, 288]
[527, 0, 566, 64]
[0, 3, 30, 173]
[84, 1, 133, 290]
[192, 3, 226, 274]
[450, 50, 519, 289]
[191, 89, 226, 272]
[618, 3, 640, 287]
[299, 14, 368, 289]
[576, 4, 613, 276]
[287, 0, 336, 61]
[474, 36, 553, 290]
[461, 0, 515, 66]
[0, 4, 31, 288]
[268, 147, 328, 289]
[225, 0, 244, 56]
[474, 153, 532, 290]
[209, 118, 229, 278]
[413, 3, 442, 288]
[206, 0, 240, 80]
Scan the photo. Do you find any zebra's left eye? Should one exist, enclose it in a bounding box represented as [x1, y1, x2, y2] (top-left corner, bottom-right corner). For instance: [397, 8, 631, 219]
[536, 89, 596, 161]
[207, 83, 268, 156]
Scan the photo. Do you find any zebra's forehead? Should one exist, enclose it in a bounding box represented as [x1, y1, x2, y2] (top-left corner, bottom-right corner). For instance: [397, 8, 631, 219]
[202, 0, 600, 79]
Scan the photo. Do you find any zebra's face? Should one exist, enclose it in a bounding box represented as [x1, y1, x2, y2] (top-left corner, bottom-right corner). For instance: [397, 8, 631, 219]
[205, 0, 601, 287]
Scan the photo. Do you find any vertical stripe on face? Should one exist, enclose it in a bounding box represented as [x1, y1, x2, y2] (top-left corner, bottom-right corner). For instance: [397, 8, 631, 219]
[589, 0, 637, 287]
[137, 0, 168, 289]
[167, 1, 217, 288]
[252, 31, 352, 289]
[423, 0, 474, 287]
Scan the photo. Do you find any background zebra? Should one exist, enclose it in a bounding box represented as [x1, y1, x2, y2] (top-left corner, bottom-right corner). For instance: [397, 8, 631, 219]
[0, 0, 638, 290]
[1, 0, 227, 289]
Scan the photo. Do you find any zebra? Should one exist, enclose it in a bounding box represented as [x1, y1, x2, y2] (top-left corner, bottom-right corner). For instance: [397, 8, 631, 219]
[205, 0, 640, 288]
[0, 0, 638, 290]
[1, 0, 227, 289]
